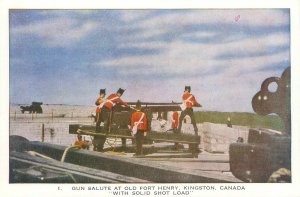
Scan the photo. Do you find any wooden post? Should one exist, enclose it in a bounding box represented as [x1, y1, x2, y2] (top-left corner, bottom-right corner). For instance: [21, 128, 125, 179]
[31, 112, 34, 120]
[42, 123, 45, 142]
[14, 111, 16, 121]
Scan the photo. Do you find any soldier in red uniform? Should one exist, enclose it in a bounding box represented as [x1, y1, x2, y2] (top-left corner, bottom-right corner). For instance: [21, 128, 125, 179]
[95, 89, 106, 131]
[74, 135, 89, 149]
[177, 86, 202, 136]
[100, 88, 129, 125]
[130, 101, 148, 156]
[93, 89, 106, 151]
[94, 88, 128, 151]
[172, 111, 179, 131]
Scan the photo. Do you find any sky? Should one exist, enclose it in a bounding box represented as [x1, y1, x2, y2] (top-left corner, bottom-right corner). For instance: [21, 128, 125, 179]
[9, 9, 290, 112]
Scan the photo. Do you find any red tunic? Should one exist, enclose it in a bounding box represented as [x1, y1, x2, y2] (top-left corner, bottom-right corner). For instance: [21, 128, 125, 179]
[182, 92, 200, 109]
[172, 111, 179, 129]
[103, 93, 129, 109]
[130, 111, 148, 131]
[95, 96, 105, 113]
[74, 140, 87, 149]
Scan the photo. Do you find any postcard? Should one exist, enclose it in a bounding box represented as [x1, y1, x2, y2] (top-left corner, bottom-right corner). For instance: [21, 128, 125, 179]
[1, 0, 300, 197]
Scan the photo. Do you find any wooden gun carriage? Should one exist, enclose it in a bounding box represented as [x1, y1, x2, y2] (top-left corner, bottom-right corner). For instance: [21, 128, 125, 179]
[69, 102, 201, 157]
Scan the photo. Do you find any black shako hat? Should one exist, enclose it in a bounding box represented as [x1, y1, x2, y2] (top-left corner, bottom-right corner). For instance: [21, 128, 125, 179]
[136, 100, 142, 109]
[185, 86, 191, 92]
[117, 88, 125, 95]
[99, 89, 106, 95]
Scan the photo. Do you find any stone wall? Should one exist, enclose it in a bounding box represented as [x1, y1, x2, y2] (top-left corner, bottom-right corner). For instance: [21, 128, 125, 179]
[200, 122, 249, 153]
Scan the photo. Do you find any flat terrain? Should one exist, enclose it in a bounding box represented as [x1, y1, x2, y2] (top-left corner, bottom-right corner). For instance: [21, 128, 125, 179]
[194, 111, 284, 131]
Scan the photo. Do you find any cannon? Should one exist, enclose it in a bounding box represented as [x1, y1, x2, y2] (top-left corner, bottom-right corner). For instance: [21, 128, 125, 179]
[229, 67, 291, 182]
[20, 102, 43, 114]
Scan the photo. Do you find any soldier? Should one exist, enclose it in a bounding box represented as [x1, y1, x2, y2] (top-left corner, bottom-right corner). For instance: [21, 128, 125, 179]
[95, 89, 106, 131]
[130, 100, 148, 156]
[93, 88, 106, 151]
[100, 88, 129, 129]
[177, 86, 202, 136]
[172, 111, 179, 132]
[74, 135, 89, 149]
[100, 88, 129, 127]
[94, 88, 129, 151]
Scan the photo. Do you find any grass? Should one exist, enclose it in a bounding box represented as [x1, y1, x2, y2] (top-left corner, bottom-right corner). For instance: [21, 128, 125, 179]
[194, 111, 285, 131]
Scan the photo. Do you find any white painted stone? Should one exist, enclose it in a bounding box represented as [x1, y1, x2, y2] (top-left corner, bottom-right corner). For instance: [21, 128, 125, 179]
[201, 122, 249, 153]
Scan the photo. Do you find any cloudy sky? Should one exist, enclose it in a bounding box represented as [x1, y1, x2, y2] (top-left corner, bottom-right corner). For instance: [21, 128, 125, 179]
[9, 9, 290, 112]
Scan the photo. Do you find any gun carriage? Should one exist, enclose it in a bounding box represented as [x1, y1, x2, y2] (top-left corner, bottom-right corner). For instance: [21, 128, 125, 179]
[69, 102, 201, 157]
[20, 102, 43, 114]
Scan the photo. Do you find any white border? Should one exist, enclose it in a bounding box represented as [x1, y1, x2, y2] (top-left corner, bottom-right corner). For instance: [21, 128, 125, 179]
[1, 0, 300, 197]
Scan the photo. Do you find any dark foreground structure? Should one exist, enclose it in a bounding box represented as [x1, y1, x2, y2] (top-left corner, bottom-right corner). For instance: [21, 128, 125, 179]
[229, 67, 291, 182]
[9, 135, 239, 183]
